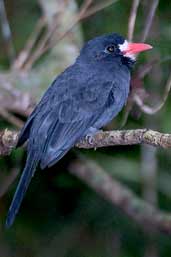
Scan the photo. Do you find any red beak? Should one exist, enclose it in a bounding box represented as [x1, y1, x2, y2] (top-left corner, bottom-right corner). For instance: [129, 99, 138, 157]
[123, 43, 153, 55]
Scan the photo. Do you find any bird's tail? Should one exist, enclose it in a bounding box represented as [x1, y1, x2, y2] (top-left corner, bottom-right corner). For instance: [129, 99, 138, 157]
[5, 151, 38, 228]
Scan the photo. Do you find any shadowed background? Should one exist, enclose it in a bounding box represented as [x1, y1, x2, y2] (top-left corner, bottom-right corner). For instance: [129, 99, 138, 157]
[0, 0, 171, 256]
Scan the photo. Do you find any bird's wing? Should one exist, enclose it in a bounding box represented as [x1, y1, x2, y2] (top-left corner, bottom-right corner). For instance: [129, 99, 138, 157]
[34, 96, 102, 169]
[24, 68, 114, 169]
[17, 78, 58, 147]
[6, 69, 116, 227]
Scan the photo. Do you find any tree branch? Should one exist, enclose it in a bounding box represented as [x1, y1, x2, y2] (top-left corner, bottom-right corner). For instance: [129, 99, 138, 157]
[77, 129, 171, 149]
[1, 127, 171, 234]
[134, 70, 171, 115]
[0, 128, 171, 156]
[127, 0, 140, 41]
[69, 160, 171, 235]
[0, 130, 18, 155]
[0, 0, 15, 63]
[140, 0, 159, 42]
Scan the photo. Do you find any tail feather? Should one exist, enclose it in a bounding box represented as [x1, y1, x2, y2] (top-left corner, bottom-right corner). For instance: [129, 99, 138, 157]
[6, 152, 38, 228]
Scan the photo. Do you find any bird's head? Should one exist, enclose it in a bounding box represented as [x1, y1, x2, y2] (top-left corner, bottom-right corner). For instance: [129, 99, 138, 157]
[78, 33, 152, 69]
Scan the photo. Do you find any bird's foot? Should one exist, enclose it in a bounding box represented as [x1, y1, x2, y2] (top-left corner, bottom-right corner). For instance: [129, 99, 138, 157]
[85, 128, 103, 145]
[85, 134, 94, 145]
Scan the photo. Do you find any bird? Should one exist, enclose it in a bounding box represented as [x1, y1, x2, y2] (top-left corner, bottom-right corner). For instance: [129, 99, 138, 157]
[6, 33, 152, 228]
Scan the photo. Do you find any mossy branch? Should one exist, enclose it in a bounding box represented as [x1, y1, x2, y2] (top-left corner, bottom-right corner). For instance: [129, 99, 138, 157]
[1, 128, 171, 156]
[1, 128, 171, 234]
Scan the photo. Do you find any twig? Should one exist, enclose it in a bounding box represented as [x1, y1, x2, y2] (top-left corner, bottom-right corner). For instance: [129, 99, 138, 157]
[46, 0, 119, 52]
[22, 0, 92, 70]
[122, 58, 171, 125]
[81, 0, 119, 20]
[0, 108, 24, 128]
[1, 128, 171, 156]
[0, 0, 15, 63]
[141, 144, 158, 255]
[13, 17, 46, 70]
[138, 57, 171, 79]
[1, 127, 171, 234]
[77, 129, 171, 149]
[78, 0, 93, 18]
[128, 0, 140, 41]
[22, 0, 119, 70]
[69, 159, 171, 235]
[0, 75, 34, 116]
[134, 70, 171, 114]
[0, 129, 18, 155]
[140, 0, 159, 42]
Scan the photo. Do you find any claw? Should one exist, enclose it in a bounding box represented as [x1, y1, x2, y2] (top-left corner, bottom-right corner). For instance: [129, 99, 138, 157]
[85, 134, 95, 145]
[85, 128, 103, 145]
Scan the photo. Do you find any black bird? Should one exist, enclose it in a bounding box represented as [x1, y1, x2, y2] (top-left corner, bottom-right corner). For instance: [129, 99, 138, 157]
[6, 33, 152, 227]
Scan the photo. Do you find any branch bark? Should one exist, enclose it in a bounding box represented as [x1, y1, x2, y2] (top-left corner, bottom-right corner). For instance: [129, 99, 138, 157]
[0, 130, 18, 155]
[1, 128, 171, 156]
[128, 0, 140, 41]
[1, 127, 171, 234]
[77, 129, 171, 149]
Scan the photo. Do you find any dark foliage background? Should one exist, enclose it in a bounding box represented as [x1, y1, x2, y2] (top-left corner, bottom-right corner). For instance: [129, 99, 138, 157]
[0, 0, 171, 256]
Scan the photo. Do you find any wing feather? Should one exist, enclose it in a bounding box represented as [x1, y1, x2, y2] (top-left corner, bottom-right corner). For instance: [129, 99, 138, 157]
[40, 115, 98, 169]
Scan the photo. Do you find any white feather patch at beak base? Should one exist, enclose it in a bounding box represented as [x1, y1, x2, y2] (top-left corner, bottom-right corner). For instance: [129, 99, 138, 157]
[119, 40, 153, 60]
[119, 40, 136, 60]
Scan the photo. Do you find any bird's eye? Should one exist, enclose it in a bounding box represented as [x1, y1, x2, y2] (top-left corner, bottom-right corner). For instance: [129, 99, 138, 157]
[106, 45, 115, 53]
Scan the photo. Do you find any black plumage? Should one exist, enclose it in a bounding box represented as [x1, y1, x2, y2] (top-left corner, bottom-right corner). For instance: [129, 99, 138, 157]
[6, 33, 137, 227]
